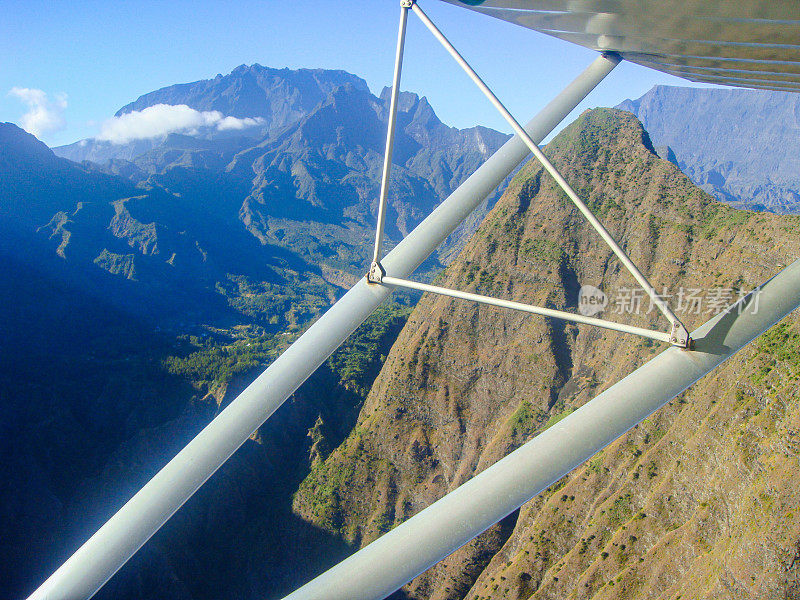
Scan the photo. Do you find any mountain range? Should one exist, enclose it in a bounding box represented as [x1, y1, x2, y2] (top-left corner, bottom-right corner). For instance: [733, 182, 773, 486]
[0, 63, 508, 600]
[54, 66, 371, 164]
[4, 64, 509, 330]
[3, 64, 800, 600]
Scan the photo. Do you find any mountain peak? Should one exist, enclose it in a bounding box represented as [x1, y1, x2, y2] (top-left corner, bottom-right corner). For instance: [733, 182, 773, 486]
[56, 65, 376, 165]
[547, 107, 658, 161]
[293, 107, 800, 600]
[114, 64, 370, 121]
[378, 87, 439, 122]
[231, 62, 265, 74]
[0, 122, 56, 165]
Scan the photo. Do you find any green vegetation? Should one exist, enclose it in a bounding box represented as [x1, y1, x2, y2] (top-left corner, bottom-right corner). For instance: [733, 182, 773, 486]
[752, 320, 800, 385]
[295, 427, 392, 534]
[461, 261, 480, 286]
[586, 194, 623, 219]
[607, 493, 633, 528]
[698, 206, 751, 240]
[163, 333, 285, 390]
[326, 303, 412, 396]
[216, 273, 334, 330]
[520, 237, 566, 263]
[546, 108, 632, 164]
[478, 267, 498, 290]
[162, 302, 412, 396]
[288, 304, 414, 532]
[93, 248, 137, 280]
[295, 445, 356, 530]
[542, 407, 574, 431]
[371, 508, 395, 535]
[587, 454, 606, 474]
[508, 400, 542, 438]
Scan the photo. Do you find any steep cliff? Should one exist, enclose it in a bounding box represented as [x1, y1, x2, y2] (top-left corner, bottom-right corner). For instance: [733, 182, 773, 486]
[293, 108, 800, 599]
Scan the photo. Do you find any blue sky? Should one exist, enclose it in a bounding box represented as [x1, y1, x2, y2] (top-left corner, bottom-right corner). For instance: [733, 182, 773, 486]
[0, 0, 715, 147]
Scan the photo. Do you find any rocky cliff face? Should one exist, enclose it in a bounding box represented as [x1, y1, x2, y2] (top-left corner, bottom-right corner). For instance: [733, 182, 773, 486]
[617, 85, 800, 214]
[293, 108, 800, 599]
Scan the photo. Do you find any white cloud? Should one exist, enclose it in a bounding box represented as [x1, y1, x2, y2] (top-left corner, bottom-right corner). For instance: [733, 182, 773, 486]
[216, 115, 265, 131]
[96, 104, 265, 144]
[8, 87, 67, 138]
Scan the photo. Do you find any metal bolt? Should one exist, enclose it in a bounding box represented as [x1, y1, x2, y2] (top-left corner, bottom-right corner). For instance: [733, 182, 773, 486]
[367, 261, 385, 284]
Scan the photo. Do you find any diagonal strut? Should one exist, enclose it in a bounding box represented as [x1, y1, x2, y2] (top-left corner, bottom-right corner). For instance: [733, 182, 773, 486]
[370, 0, 691, 348]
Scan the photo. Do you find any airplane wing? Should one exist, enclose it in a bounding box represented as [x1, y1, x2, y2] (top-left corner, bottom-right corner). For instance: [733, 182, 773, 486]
[439, 0, 800, 92]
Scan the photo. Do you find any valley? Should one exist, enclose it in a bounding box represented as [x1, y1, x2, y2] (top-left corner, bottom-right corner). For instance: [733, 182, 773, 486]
[3, 65, 800, 600]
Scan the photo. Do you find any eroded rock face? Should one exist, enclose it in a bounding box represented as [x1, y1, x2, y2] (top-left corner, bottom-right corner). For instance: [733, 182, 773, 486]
[293, 108, 800, 599]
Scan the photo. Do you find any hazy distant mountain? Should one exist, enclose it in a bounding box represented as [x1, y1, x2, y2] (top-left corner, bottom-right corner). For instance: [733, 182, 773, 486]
[617, 85, 800, 212]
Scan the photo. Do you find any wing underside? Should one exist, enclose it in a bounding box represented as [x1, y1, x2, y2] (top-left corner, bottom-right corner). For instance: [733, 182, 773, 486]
[440, 0, 800, 92]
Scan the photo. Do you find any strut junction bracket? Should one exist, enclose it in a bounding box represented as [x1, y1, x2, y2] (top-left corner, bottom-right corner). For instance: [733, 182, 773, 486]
[367, 261, 385, 284]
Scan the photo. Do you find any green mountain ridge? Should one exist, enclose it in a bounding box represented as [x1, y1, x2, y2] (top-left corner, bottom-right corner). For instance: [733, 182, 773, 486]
[292, 108, 800, 599]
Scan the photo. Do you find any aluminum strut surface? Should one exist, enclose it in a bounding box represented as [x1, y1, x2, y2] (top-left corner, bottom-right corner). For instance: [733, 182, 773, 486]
[369, 1, 690, 347]
[371, 1, 410, 267]
[282, 258, 800, 600]
[381, 276, 673, 343]
[25, 53, 620, 600]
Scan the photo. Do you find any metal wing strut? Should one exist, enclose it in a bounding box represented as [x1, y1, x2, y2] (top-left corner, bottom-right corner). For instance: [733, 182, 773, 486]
[368, 0, 690, 347]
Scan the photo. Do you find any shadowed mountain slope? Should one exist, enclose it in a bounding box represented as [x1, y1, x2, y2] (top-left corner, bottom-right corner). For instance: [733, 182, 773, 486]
[1, 66, 508, 600]
[0, 123, 134, 228]
[293, 108, 800, 599]
[1, 121, 324, 325]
